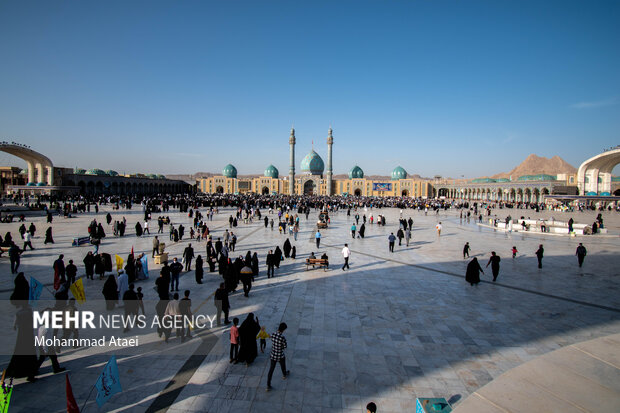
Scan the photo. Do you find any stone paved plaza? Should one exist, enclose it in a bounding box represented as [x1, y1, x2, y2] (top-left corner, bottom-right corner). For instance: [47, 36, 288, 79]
[1, 205, 619, 412]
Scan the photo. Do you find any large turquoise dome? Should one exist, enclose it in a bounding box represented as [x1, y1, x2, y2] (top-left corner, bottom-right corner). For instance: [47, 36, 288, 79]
[300, 150, 324, 175]
[391, 166, 407, 181]
[349, 166, 364, 179]
[222, 164, 237, 178]
[264, 165, 279, 178]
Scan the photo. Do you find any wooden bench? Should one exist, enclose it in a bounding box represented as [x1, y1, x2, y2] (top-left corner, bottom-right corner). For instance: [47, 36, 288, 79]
[305, 258, 328, 271]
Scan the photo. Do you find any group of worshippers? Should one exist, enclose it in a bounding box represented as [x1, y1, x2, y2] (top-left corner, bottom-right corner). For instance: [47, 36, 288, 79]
[101, 252, 148, 310]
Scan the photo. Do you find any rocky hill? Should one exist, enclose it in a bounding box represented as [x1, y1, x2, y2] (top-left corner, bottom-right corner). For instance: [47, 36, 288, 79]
[488, 154, 576, 179]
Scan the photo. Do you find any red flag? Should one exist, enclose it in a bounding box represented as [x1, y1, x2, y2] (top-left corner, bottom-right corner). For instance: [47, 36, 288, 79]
[131, 246, 134, 257]
[66, 374, 80, 413]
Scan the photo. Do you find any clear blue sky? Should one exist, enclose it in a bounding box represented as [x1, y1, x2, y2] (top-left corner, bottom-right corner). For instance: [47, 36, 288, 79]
[1, 0, 619, 178]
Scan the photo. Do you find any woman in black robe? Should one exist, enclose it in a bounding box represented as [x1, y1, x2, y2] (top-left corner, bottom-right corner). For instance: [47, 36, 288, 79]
[465, 258, 484, 286]
[83, 251, 96, 280]
[195, 255, 204, 284]
[95, 253, 106, 279]
[273, 246, 282, 268]
[236, 313, 261, 365]
[6, 304, 38, 382]
[102, 274, 118, 310]
[244, 251, 252, 267]
[10, 272, 29, 307]
[251, 252, 259, 277]
[44, 227, 54, 244]
[224, 259, 237, 293]
[218, 255, 227, 276]
[283, 239, 291, 258]
[135, 222, 143, 237]
[290, 246, 296, 259]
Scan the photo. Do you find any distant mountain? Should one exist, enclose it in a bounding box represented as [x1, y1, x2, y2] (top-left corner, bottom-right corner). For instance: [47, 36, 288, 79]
[488, 154, 576, 180]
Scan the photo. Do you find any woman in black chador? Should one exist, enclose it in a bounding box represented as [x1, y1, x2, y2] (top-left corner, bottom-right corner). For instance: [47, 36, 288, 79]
[465, 257, 484, 286]
[236, 313, 261, 365]
[195, 255, 204, 284]
[283, 239, 291, 258]
[102, 274, 118, 310]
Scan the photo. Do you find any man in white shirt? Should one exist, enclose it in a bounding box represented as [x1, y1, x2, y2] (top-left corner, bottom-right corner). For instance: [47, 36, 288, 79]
[341, 243, 351, 271]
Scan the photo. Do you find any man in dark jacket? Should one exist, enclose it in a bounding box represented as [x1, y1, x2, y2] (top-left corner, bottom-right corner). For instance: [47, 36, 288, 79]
[576, 243, 587, 268]
[214, 283, 230, 326]
[183, 244, 195, 271]
[65, 260, 78, 286]
[169, 258, 183, 292]
[266, 250, 275, 278]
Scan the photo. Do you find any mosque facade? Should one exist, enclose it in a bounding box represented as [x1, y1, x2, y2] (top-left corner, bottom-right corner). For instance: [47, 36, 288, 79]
[197, 128, 434, 198]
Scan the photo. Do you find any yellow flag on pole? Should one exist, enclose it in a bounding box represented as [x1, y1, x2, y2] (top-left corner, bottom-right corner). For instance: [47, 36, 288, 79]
[69, 278, 86, 304]
[115, 254, 124, 272]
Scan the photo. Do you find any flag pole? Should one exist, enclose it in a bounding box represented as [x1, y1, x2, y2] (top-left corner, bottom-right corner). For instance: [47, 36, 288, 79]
[80, 384, 96, 413]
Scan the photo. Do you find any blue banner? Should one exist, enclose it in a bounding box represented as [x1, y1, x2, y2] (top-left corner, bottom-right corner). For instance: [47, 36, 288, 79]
[29, 277, 43, 306]
[140, 255, 149, 279]
[372, 183, 392, 191]
[95, 356, 122, 407]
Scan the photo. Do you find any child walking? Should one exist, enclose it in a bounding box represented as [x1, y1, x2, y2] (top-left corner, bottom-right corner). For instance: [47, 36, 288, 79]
[511, 246, 518, 259]
[230, 318, 239, 363]
[257, 325, 270, 353]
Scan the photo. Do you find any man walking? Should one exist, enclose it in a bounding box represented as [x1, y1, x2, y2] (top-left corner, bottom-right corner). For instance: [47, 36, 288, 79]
[351, 224, 356, 239]
[169, 258, 183, 291]
[405, 228, 411, 247]
[315, 230, 321, 248]
[214, 283, 230, 326]
[486, 251, 501, 281]
[183, 243, 195, 271]
[266, 322, 290, 391]
[152, 236, 160, 258]
[576, 243, 587, 268]
[388, 233, 396, 252]
[535, 244, 544, 269]
[341, 243, 351, 270]
[9, 242, 21, 274]
[266, 250, 275, 278]
[22, 231, 34, 251]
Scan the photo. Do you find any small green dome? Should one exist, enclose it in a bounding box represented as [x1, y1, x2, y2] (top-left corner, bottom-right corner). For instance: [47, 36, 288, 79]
[36, 182, 46, 186]
[391, 166, 407, 181]
[157, 174, 166, 179]
[300, 150, 324, 175]
[223, 164, 237, 178]
[106, 170, 119, 176]
[264, 165, 279, 178]
[348, 166, 364, 179]
[85, 169, 107, 176]
[74, 168, 86, 174]
[147, 174, 158, 179]
[471, 178, 496, 183]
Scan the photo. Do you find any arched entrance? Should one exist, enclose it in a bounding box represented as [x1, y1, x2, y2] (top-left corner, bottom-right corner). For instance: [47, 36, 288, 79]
[262, 187, 270, 195]
[354, 189, 362, 196]
[303, 180, 315, 196]
[401, 190, 409, 197]
[614, 189, 620, 196]
[216, 186, 224, 194]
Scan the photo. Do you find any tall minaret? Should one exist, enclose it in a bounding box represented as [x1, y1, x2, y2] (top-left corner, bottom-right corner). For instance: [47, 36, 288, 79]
[326, 127, 333, 195]
[289, 127, 296, 195]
